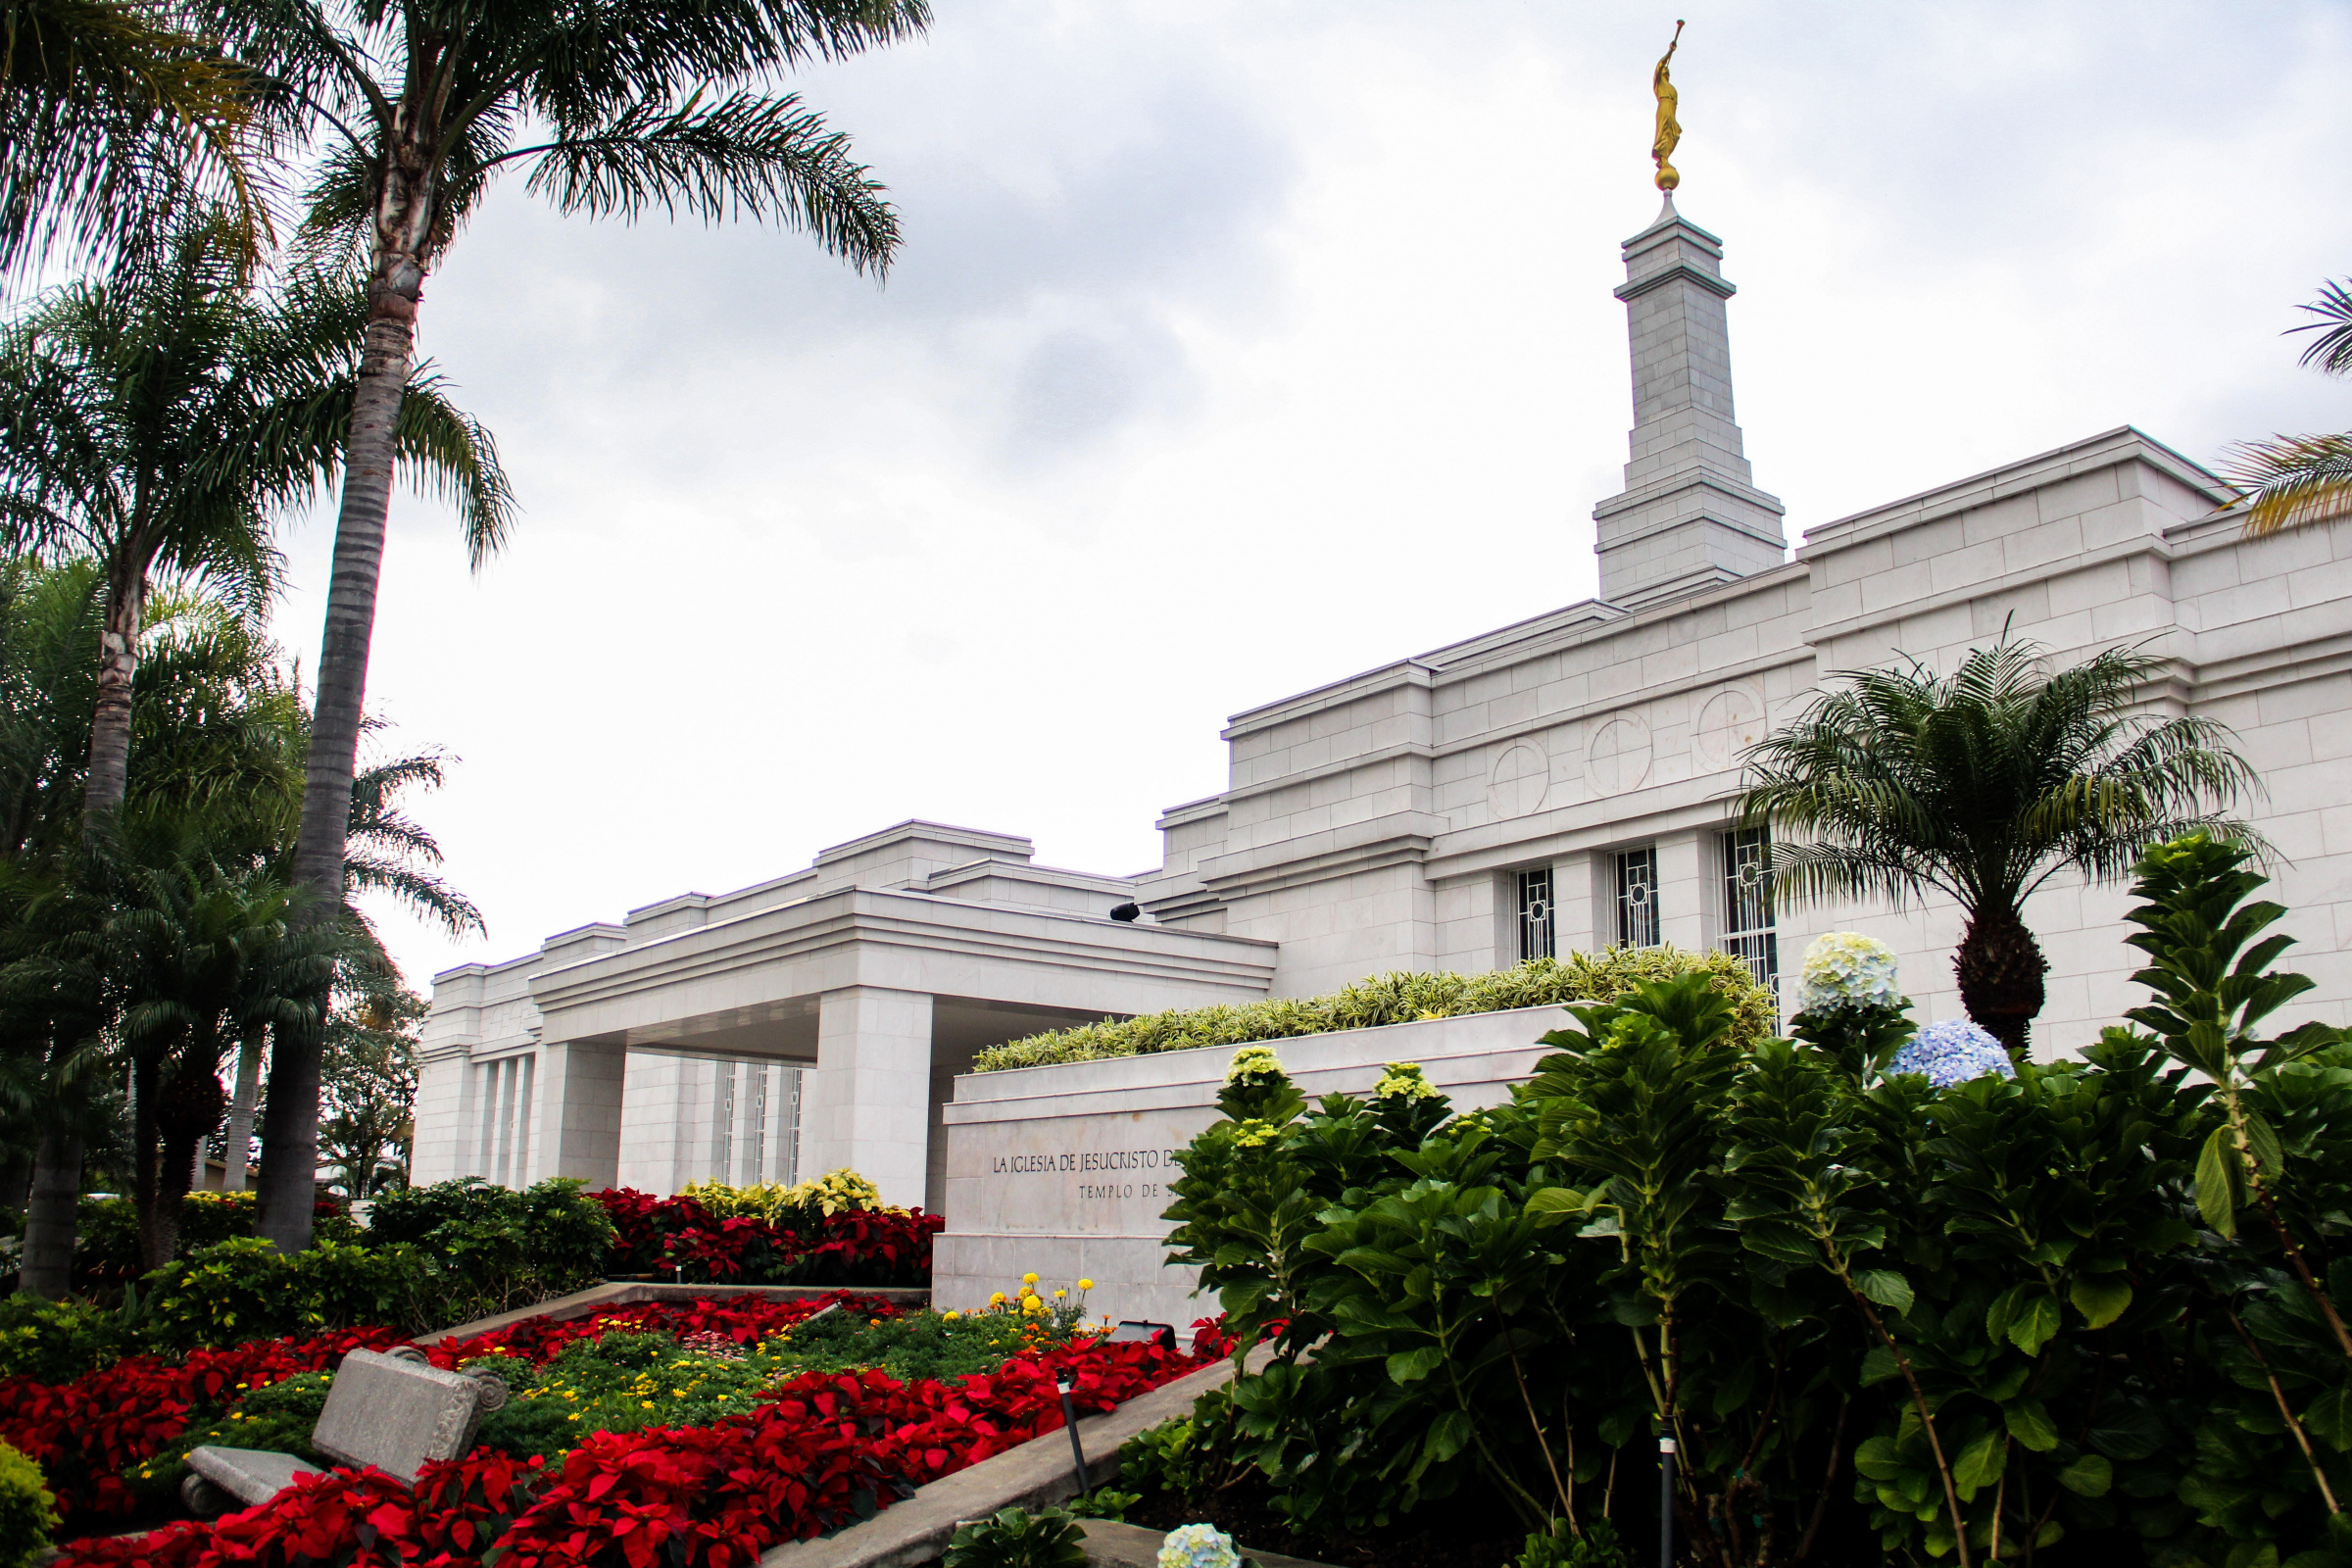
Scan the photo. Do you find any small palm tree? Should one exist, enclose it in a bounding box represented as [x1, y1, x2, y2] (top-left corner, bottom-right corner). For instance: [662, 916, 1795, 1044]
[0, 212, 511, 834]
[2224, 278, 2352, 537]
[195, 0, 927, 1252]
[1737, 639, 2260, 1055]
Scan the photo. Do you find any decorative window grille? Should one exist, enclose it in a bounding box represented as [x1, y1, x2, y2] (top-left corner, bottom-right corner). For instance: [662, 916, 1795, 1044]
[1615, 846, 1660, 949]
[1516, 867, 1556, 961]
[745, 1064, 770, 1185]
[1720, 827, 1779, 990]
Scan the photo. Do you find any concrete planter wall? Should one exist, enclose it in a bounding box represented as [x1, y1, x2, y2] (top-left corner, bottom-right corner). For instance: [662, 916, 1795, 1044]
[934, 1002, 1577, 1325]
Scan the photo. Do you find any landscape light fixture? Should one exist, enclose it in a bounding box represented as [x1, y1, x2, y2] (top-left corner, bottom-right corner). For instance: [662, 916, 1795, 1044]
[1054, 1372, 1088, 1497]
[1105, 1320, 1177, 1351]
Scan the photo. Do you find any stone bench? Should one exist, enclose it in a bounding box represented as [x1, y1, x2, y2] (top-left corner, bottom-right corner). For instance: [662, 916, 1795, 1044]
[182, 1348, 507, 1515]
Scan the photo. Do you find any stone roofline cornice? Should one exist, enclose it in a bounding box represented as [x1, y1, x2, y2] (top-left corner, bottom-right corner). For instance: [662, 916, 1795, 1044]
[524, 885, 1278, 1024]
[1800, 425, 2233, 555]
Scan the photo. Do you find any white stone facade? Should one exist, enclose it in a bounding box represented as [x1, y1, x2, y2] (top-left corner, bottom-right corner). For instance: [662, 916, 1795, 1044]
[417, 197, 2352, 1295]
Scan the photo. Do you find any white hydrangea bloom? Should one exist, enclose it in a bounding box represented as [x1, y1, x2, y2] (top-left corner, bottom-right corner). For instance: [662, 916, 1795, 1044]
[1796, 932, 1902, 1015]
[1158, 1523, 1243, 1568]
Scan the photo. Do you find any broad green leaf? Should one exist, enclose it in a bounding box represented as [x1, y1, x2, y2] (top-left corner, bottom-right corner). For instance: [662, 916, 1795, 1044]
[1953, 1429, 2009, 1497]
[2057, 1453, 2112, 1497]
[1856, 1269, 1916, 1318]
[1860, 1344, 1900, 1388]
[2196, 1125, 2239, 1237]
[1986, 1284, 2027, 1348]
[1740, 1221, 1819, 1268]
[1852, 1435, 1904, 1480]
[2004, 1397, 2060, 1452]
[1387, 1346, 1445, 1386]
[1524, 1186, 1589, 1216]
[1425, 1408, 1472, 1463]
[2070, 1275, 2132, 1330]
[2008, 1292, 2063, 1356]
[2245, 1109, 2286, 1178]
[2305, 1384, 2352, 1452]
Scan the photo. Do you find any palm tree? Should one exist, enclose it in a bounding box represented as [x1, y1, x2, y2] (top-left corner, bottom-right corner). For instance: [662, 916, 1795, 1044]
[1737, 638, 2260, 1055]
[0, 0, 269, 280]
[195, 0, 927, 1252]
[103, 845, 341, 1267]
[2223, 278, 2352, 537]
[0, 211, 512, 832]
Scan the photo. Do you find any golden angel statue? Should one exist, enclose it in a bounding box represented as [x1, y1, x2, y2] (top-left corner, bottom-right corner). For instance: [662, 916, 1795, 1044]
[1652, 21, 1685, 191]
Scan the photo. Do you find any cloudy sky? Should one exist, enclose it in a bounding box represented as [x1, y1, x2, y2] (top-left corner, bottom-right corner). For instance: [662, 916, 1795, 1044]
[267, 0, 2352, 990]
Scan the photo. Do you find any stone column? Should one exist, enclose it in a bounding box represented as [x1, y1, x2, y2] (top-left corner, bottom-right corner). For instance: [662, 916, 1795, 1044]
[532, 1040, 626, 1188]
[799, 988, 935, 1208]
[1655, 831, 1708, 954]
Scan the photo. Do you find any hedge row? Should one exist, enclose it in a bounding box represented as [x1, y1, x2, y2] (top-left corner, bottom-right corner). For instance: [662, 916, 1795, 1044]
[971, 947, 1777, 1072]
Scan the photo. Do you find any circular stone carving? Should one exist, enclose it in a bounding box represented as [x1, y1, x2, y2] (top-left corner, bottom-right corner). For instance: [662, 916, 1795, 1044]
[1587, 717, 1653, 795]
[1488, 742, 1549, 818]
[1694, 685, 1766, 771]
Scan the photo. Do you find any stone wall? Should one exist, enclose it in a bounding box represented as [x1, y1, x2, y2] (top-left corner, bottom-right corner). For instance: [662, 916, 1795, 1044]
[934, 1004, 1575, 1327]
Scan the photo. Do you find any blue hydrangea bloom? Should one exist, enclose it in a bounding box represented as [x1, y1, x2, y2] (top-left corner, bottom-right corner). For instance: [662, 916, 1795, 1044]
[1886, 1019, 2015, 1088]
[1158, 1523, 1242, 1568]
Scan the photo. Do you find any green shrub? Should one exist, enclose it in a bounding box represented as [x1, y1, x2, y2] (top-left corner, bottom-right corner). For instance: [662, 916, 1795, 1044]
[139, 1237, 439, 1351]
[0, 1292, 138, 1383]
[71, 1191, 361, 1285]
[942, 1506, 1088, 1568]
[971, 949, 1775, 1073]
[0, 1438, 58, 1568]
[1161, 835, 2352, 1565]
[1514, 1518, 1629, 1568]
[367, 1177, 613, 1317]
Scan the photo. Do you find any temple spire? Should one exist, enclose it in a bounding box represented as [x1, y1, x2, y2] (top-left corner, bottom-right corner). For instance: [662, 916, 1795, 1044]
[1590, 93, 1787, 607]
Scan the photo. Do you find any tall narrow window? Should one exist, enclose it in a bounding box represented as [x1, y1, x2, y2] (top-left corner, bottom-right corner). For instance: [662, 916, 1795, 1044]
[1720, 827, 1779, 989]
[778, 1067, 804, 1187]
[711, 1060, 737, 1184]
[745, 1064, 769, 1185]
[1516, 867, 1556, 961]
[1615, 846, 1659, 948]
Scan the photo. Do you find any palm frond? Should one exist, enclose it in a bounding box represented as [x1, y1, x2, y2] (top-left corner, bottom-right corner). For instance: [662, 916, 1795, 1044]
[2292, 277, 2352, 376]
[2221, 433, 2352, 538]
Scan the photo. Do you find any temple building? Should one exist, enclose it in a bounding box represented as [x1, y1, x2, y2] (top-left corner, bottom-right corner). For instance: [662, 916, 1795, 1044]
[413, 190, 2352, 1212]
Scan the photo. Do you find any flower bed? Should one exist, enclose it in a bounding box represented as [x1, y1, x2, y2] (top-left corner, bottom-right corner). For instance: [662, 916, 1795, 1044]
[593, 1188, 943, 1287]
[55, 1306, 1232, 1568]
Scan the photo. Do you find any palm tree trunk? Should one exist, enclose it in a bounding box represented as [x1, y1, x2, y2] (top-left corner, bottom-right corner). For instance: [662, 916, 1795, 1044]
[19, 1127, 81, 1298]
[131, 1051, 164, 1270]
[221, 1026, 263, 1191]
[82, 551, 144, 823]
[1954, 905, 2049, 1058]
[257, 186, 427, 1253]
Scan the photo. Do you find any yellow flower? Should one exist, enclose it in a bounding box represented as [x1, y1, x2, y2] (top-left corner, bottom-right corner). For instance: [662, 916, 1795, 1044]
[943, 1310, 960, 1322]
[641, 1399, 655, 1409]
[1077, 1279, 1094, 1291]
[1053, 1289, 1067, 1299]
[568, 1413, 581, 1422]
[1022, 1272, 1039, 1286]
[989, 1292, 1006, 1306]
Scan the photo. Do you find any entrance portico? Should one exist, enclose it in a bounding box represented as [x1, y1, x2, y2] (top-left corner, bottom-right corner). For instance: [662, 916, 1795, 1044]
[412, 822, 1278, 1209]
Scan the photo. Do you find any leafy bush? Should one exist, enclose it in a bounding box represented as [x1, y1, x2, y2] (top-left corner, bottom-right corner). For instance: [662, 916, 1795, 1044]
[0, 1437, 58, 1568]
[1514, 1517, 1629, 1568]
[72, 1193, 360, 1285]
[365, 1176, 615, 1315]
[136, 1237, 439, 1351]
[0, 1294, 138, 1384]
[943, 1505, 1090, 1568]
[972, 949, 1775, 1073]
[1161, 834, 2352, 1567]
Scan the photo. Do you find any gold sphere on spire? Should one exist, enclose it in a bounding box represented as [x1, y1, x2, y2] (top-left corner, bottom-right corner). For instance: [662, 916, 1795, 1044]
[1652, 20, 1685, 191]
